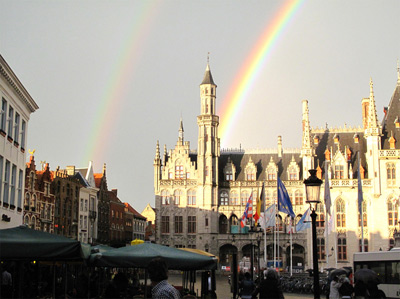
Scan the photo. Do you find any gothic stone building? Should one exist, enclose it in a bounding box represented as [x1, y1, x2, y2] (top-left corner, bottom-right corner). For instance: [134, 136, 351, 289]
[154, 63, 400, 271]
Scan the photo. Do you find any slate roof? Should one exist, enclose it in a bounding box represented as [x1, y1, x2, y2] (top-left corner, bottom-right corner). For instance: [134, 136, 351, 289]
[201, 64, 215, 85]
[312, 129, 367, 175]
[381, 81, 400, 149]
[219, 151, 303, 182]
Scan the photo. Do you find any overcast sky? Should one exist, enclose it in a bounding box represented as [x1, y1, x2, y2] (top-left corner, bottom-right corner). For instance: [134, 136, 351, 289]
[1, 1, 399, 213]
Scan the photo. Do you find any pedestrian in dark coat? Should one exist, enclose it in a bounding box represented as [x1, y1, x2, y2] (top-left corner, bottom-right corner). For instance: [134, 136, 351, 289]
[252, 269, 284, 299]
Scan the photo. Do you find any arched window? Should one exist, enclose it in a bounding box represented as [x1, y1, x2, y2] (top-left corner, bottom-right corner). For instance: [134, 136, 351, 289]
[24, 215, 30, 226]
[24, 193, 30, 208]
[31, 194, 37, 210]
[358, 201, 367, 227]
[31, 216, 36, 229]
[388, 198, 399, 226]
[230, 192, 238, 205]
[337, 237, 347, 260]
[336, 199, 346, 228]
[188, 190, 196, 205]
[220, 191, 229, 206]
[161, 190, 170, 205]
[174, 190, 182, 205]
[334, 165, 344, 179]
[386, 163, 396, 187]
[219, 215, 228, 234]
[277, 215, 283, 232]
[295, 190, 303, 205]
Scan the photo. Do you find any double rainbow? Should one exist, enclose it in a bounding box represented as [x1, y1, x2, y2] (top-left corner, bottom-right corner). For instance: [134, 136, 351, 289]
[82, 1, 161, 166]
[218, 0, 306, 147]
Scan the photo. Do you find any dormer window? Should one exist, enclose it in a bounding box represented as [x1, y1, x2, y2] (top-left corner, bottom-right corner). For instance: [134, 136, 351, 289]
[333, 134, 339, 144]
[354, 134, 359, 143]
[314, 135, 320, 145]
[389, 135, 396, 149]
[394, 116, 399, 128]
[224, 160, 236, 181]
[334, 165, 344, 179]
[266, 157, 278, 181]
[245, 157, 256, 181]
[226, 171, 233, 181]
[287, 156, 299, 180]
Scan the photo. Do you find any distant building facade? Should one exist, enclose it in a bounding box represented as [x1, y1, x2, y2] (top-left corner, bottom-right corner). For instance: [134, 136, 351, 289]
[154, 63, 400, 270]
[108, 189, 126, 247]
[24, 155, 55, 232]
[0, 55, 39, 228]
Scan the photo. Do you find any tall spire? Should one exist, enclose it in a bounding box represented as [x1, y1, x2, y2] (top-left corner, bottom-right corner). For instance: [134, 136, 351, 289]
[301, 100, 312, 150]
[178, 117, 184, 144]
[155, 140, 160, 161]
[367, 78, 379, 130]
[102, 163, 107, 175]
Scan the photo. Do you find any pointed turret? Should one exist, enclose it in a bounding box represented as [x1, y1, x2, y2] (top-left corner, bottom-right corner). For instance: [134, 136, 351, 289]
[178, 117, 184, 145]
[201, 63, 216, 85]
[102, 163, 107, 176]
[154, 141, 160, 162]
[301, 100, 314, 177]
[153, 140, 161, 193]
[366, 78, 379, 131]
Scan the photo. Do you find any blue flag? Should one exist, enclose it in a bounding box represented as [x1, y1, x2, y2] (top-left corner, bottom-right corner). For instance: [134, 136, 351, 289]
[296, 208, 311, 232]
[358, 152, 363, 215]
[277, 177, 295, 218]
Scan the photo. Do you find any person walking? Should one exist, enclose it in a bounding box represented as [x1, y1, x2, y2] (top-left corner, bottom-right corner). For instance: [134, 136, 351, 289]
[252, 268, 284, 299]
[148, 258, 181, 299]
[329, 276, 342, 299]
[239, 272, 255, 299]
[339, 277, 354, 299]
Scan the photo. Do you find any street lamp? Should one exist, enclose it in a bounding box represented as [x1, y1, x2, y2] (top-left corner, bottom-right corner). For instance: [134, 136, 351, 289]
[304, 169, 322, 299]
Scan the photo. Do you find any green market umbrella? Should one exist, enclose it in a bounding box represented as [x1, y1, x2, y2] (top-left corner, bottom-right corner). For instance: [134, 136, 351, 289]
[90, 242, 217, 270]
[0, 225, 90, 261]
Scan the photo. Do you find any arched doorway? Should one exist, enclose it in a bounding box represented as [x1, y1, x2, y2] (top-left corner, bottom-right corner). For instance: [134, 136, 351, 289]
[219, 215, 228, 234]
[266, 244, 283, 268]
[286, 243, 305, 273]
[219, 244, 238, 271]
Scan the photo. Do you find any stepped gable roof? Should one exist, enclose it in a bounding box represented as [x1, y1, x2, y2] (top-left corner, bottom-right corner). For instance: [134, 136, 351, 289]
[219, 151, 302, 182]
[312, 128, 367, 174]
[381, 81, 400, 149]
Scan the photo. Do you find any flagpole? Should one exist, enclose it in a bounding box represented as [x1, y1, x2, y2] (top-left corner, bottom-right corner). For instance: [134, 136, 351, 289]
[326, 212, 329, 267]
[290, 217, 293, 276]
[358, 152, 364, 253]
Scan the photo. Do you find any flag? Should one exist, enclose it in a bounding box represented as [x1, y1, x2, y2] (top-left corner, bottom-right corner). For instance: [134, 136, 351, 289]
[296, 208, 311, 232]
[324, 161, 331, 216]
[254, 183, 265, 226]
[263, 204, 276, 227]
[358, 152, 363, 215]
[327, 208, 335, 234]
[277, 177, 295, 218]
[241, 192, 253, 228]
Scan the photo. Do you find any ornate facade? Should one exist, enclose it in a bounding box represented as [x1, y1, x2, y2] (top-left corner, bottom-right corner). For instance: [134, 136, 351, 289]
[154, 63, 400, 270]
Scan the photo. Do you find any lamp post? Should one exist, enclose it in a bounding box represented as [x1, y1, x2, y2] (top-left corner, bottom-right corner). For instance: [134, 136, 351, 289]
[256, 234, 261, 278]
[304, 169, 322, 299]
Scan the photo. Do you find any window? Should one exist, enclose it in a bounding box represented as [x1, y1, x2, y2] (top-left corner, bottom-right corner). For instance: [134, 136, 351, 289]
[174, 190, 182, 205]
[335, 165, 344, 179]
[21, 120, 26, 149]
[17, 170, 24, 209]
[175, 165, 184, 179]
[3, 160, 10, 204]
[14, 113, 20, 144]
[220, 191, 228, 206]
[230, 192, 238, 205]
[337, 237, 347, 260]
[187, 190, 196, 205]
[359, 239, 368, 252]
[267, 170, 276, 181]
[241, 192, 249, 205]
[316, 204, 325, 228]
[188, 216, 196, 234]
[336, 199, 346, 228]
[317, 238, 325, 261]
[1, 99, 7, 132]
[386, 163, 396, 187]
[388, 199, 399, 226]
[295, 190, 303, 205]
[358, 201, 367, 227]
[389, 238, 395, 250]
[205, 166, 209, 176]
[289, 167, 298, 180]
[161, 216, 170, 234]
[205, 218, 209, 227]
[10, 164, 16, 206]
[161, 190, 170, 205]
[7, 106, 13, 138]
[246, 172, 255, 181]
[174, 216, 183, 233]
[226, 171, 233, 181]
